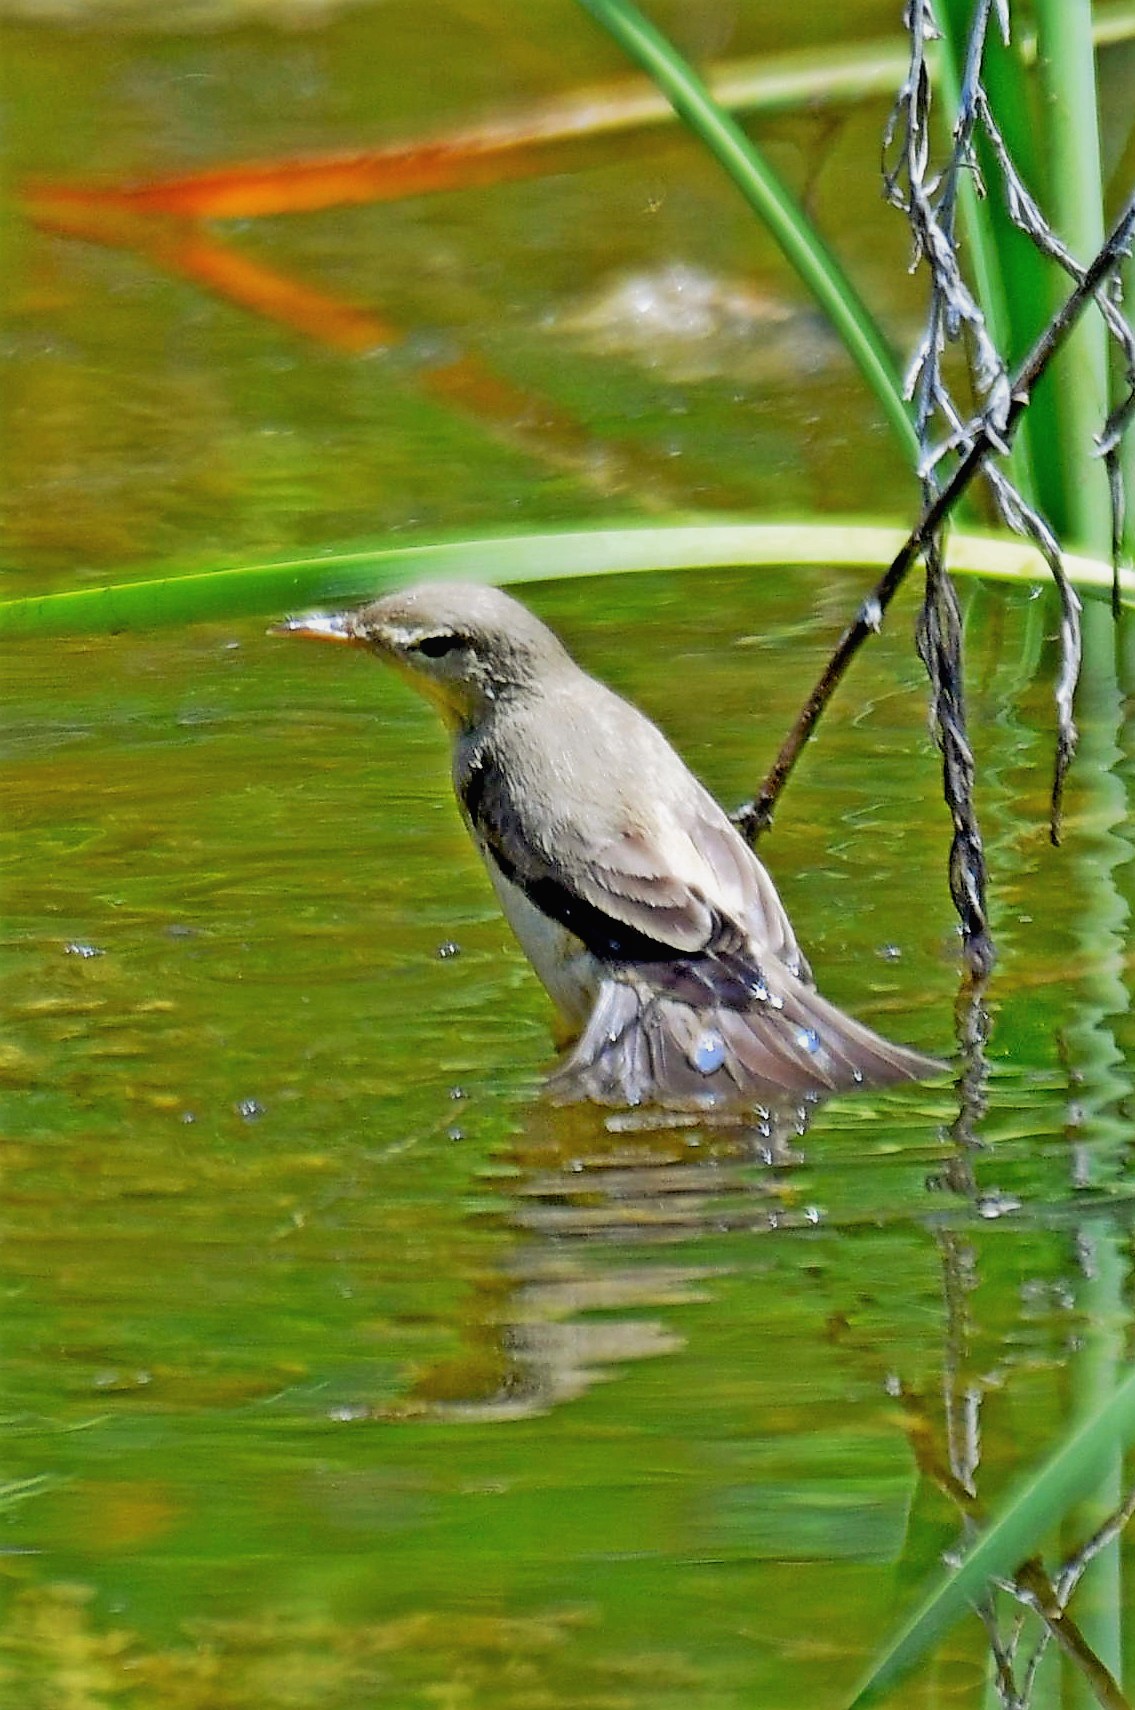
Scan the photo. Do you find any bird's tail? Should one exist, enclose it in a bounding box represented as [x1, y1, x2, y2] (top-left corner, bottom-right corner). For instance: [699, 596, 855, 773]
[547, 966, 944, 1110]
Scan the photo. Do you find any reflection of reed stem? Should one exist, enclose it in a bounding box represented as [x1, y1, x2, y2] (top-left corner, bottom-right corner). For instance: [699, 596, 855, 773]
[1020, 1488, 1135, 1705]
[1060, 599, 1131, 1707]
[1125, 252, 1135, 559]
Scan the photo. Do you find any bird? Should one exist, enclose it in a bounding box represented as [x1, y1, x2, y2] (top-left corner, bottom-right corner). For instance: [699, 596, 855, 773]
[272, 581, 943, 1109]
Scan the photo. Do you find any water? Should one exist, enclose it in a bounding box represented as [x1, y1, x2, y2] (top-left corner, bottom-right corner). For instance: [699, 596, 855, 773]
[4, 5, 1135, 1706]
[6, 567, 1134, 1706]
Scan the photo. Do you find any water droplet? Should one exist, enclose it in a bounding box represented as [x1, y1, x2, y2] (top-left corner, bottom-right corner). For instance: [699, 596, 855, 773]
[977, 1192, 1022, 1220]
[436, 940, 461, 960]
[65, 943, 103, 959]
[796, 1027, 821, 1054]
[860, 594, 883, 632]
[692, 1030, 726, 1074]
[236, 1098, 264, 1120]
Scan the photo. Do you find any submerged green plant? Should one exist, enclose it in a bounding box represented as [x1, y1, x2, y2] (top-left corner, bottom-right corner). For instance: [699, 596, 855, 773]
[848, 1365, 1135, 1709]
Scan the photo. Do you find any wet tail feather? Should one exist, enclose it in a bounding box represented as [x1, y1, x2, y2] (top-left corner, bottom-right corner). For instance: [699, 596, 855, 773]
[547, 966, 944, 1109]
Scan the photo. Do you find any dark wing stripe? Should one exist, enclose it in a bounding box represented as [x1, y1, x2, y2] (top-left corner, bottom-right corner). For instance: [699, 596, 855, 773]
[490, 825, 682, 964]
[462, 750, 673, 960]
[461, 752, 768, 989]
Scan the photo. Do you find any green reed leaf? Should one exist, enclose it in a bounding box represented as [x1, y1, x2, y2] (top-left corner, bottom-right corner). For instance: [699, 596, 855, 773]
[847, 1363, 1135, 1708]
[0, 522, 1127, 640]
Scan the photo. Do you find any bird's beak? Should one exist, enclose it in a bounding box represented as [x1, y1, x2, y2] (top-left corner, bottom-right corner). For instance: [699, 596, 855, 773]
[268, 610, 364, 647]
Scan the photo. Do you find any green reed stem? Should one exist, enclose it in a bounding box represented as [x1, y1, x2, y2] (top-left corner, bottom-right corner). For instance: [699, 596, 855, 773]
[572, 0, 920, 466]
[0, 524, 1126, 640]
[1035, 0, 1113, 554]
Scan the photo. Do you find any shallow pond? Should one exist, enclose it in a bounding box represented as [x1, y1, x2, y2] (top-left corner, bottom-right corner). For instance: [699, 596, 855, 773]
[4, 4, 1135, 1707]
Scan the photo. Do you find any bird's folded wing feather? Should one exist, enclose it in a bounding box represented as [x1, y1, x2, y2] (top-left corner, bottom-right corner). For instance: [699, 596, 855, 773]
[458, 744, 799, 974]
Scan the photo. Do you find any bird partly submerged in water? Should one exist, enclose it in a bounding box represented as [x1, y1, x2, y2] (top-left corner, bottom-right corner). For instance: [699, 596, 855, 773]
[273, 582, 942, 1109]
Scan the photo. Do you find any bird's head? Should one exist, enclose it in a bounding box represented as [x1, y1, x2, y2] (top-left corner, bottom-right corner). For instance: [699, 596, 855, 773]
[272, 581, 569, 730]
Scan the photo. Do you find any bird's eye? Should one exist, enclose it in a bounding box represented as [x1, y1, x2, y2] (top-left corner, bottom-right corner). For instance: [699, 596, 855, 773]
[413, 633, 464, 659]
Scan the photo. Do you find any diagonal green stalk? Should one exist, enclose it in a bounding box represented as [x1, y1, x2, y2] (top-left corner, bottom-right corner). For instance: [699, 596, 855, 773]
[1060, 605, 1131, 1707]
[1030, 13, 1126, 1688]
[572, 0, 920, 466]
[847, 1362, 1135, 1708]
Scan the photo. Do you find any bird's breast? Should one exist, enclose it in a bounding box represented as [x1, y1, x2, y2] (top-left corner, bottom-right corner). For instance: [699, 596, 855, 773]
[475, 837, 599, 1034]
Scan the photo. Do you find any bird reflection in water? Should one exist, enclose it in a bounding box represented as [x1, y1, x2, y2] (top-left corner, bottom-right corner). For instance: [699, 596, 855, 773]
[402, 1092, 821, 1421]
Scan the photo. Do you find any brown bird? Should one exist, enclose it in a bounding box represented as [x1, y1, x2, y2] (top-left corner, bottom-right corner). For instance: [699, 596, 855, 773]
[273, 582, 942, 1108]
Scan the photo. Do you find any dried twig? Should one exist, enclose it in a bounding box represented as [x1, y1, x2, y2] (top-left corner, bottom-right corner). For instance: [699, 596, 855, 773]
[733, 188, 1135, 864]
[738, 0, 1135, 975]
[1016, 1486, 1135, 1705]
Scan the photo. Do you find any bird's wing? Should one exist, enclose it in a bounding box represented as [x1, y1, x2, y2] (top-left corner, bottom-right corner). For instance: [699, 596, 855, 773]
[459, 741, 796, 972]
[675, 803, 807, 977]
